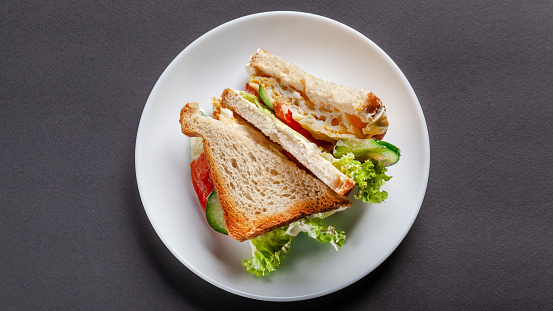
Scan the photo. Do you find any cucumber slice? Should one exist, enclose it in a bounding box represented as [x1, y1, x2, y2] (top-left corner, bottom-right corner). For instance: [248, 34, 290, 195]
[206, 190, 228, 235]
[333, 138, 400, 166]
[258, 85, 274, 110]
[190, 137, 204, 162]
[240, 91, 272, 114]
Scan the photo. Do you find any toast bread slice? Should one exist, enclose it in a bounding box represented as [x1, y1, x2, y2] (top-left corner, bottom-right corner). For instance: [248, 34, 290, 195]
[180, 102, 351, 242]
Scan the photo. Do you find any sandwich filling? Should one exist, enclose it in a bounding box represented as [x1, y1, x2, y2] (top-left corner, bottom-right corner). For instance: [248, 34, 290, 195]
[248, 76, 389, 143]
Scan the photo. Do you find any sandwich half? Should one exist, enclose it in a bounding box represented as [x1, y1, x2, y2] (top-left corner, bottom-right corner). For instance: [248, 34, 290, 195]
[180, 102, 352, 242]
[246, 48, 389, 142]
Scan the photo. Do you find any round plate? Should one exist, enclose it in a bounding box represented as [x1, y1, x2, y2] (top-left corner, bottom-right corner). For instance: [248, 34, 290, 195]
[135, 11, 429, 301]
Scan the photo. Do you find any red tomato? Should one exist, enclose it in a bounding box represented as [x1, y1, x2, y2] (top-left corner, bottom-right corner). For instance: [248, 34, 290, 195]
[273, 101, 333, 152]
[245, 83, 264, 104]
[273, 101, 315, 141]
[190, 153, 214, 211]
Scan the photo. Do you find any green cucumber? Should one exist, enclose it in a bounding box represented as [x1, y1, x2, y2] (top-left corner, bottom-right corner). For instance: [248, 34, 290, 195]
[258, 85, 274, 110]
[206, 190, 228, 235]
[333, 138, 400, 167]
[240, 91, 272, 114]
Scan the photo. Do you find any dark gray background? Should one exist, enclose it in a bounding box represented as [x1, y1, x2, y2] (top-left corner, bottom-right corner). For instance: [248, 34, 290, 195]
[2, 1, 552, 309]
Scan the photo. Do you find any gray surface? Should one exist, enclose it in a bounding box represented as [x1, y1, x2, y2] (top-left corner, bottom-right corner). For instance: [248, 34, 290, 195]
[2, 1, 553, 309]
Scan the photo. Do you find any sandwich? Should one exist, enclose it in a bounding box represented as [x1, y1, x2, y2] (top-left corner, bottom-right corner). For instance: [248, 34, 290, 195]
[178, 49, 400, 276]
[180, 101, 351, 276]
[221, 49, 400, 204]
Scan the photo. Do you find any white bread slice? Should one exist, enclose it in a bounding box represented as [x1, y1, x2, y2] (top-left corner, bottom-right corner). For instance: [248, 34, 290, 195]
[246, 49, 388, 140]
[180, 102, 351, 242]
[220, 88, 355, 196]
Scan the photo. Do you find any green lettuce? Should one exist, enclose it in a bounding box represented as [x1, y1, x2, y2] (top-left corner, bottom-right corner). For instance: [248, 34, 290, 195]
[243, 216, 346, 277]
[243, 227, 292, 277]
[287, 217, 346, 250]
[331, 153, 391, 203]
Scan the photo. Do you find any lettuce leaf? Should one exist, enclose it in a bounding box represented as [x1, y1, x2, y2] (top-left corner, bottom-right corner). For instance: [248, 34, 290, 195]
[331, 152, 391, 203]
[243, 216, 346, 277]
[286, 217, 346, 251]
[243, 227, 292, 277]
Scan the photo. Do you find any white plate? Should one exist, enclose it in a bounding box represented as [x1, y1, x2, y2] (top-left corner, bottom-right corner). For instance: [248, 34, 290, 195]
[135, 11, 429, 301]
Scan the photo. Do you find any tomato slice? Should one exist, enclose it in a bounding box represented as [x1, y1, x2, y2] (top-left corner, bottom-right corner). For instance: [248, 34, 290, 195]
[273, 101, 333, 151]
[245, 83, 263, 103]
[274, 101, 309, 139]
[190, 153, 214, 211]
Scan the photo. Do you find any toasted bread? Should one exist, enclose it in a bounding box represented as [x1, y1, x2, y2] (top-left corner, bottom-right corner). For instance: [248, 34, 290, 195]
[180, 103, 351, 242]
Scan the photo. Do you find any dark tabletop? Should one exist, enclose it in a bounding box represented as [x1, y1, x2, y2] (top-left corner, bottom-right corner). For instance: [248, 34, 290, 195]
[2, 1, 553, 310]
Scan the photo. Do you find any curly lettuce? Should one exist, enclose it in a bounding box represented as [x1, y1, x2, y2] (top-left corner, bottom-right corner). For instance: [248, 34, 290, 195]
[243, 227, 292, 277]
[243, 216, 346, 277]
[286, 217, 346, 250]
[331, 153, 391, 203]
